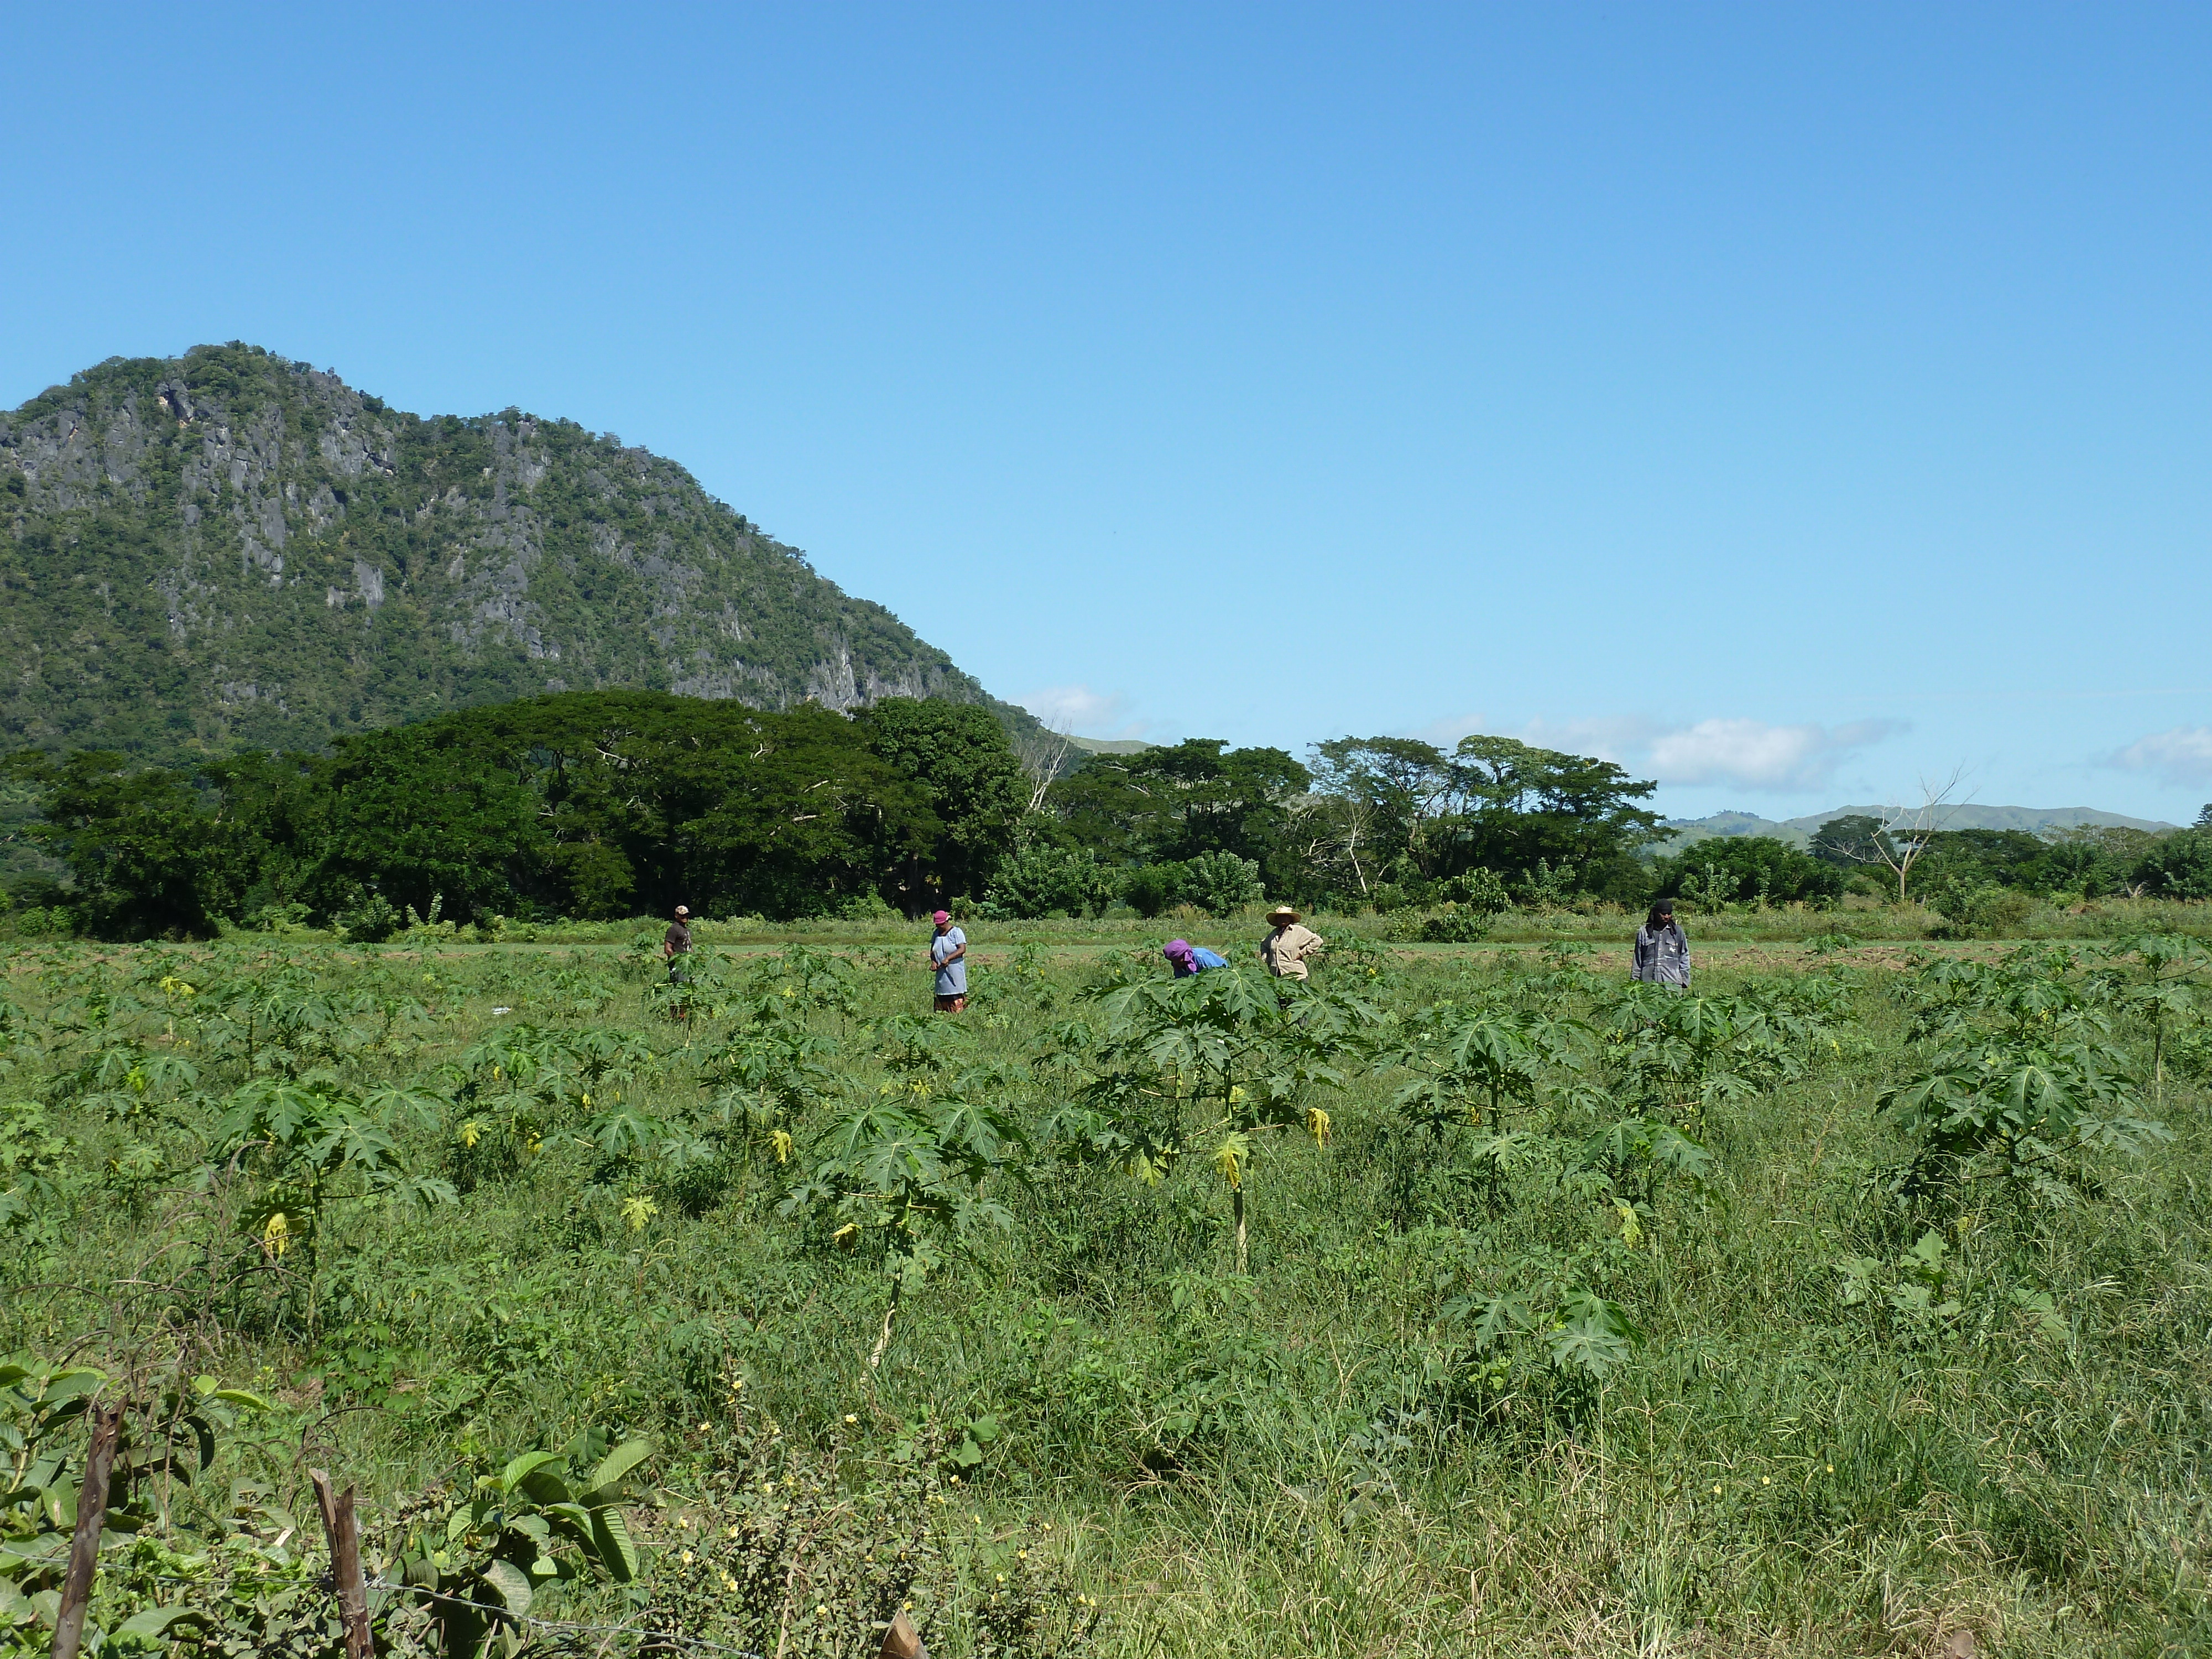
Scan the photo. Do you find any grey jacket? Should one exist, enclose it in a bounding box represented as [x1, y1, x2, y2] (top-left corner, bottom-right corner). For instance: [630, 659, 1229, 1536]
[1632, 923, 1691, 986]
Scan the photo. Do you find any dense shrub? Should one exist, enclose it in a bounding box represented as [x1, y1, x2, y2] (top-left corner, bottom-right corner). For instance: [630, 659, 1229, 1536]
[1647, 836, 1845, 909]
[1182, 851, 1265, 917]
[981, 843, 1118, 919]
[2135, 830, 2212, 899]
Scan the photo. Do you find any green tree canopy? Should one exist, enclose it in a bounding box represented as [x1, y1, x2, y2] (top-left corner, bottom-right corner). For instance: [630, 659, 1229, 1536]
[1043, 740, 1310, 871]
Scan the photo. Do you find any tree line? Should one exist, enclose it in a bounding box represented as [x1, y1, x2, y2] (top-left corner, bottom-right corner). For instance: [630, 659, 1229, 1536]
[5, 691, 2210, 938]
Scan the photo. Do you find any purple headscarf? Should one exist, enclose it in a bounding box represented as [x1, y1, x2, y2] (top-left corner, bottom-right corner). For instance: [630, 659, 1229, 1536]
[1164, 940, 1199, 976]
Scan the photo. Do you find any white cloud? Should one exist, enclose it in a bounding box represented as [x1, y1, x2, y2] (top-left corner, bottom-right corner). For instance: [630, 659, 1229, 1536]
[2109, 726, 2212, 787]
[1646, 718, 1905, 791]
[1509, 716, 1663, 766]
[1018, 684, 1151, 739]
[1410, 711, 1905, 792]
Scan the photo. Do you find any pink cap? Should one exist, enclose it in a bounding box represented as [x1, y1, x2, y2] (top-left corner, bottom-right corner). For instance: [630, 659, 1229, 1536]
[931, 910, 951, 925]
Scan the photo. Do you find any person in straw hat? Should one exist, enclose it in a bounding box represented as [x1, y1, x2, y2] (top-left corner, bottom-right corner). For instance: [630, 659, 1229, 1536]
[1258, 904, 1325, 981]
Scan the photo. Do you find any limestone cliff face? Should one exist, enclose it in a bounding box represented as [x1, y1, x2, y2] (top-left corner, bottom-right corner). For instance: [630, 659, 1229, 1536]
[0, 344, 1000, 758]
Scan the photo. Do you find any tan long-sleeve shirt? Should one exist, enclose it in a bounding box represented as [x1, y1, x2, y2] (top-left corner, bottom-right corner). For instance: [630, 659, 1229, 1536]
[1261, 923, 1325, 980]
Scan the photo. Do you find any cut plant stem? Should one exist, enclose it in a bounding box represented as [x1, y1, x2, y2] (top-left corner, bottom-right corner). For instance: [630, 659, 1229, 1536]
[870, 1281, 901, 1369]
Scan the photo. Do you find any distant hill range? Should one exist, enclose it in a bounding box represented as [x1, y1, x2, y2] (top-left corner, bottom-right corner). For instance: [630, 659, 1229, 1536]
[1660, 804, 2178, 852]
[0, 343, 1038, 761]
[1068, 736, 1152, 755]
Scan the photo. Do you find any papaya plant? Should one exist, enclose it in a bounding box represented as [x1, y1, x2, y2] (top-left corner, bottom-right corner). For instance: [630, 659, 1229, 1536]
[1073, 965, 1350, 1272]
[210, 1073, 456, 1272]
[780, 1078, 1024, 1366]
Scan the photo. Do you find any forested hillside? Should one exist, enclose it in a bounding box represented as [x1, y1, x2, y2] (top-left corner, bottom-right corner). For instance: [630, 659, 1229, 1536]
[0, 345, 1018, 760]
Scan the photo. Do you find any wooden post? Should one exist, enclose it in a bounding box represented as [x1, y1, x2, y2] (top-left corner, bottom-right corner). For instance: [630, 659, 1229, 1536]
[879, 1608, 928, 1659]
[51, 1400, 124, 1659]
[311, 1469, 374, 1659]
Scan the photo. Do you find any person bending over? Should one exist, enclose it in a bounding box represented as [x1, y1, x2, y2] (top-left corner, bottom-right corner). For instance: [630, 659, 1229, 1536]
[1164, 939, 1228, 977]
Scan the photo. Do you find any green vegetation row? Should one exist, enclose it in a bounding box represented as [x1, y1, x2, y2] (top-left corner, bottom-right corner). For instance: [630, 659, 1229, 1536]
[9, 691, 2212, 950]
[4, 924, 2212, 1655]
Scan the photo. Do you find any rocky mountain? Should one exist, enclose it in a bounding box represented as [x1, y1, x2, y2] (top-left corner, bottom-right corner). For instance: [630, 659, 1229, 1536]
[0, 343, 1027, 761]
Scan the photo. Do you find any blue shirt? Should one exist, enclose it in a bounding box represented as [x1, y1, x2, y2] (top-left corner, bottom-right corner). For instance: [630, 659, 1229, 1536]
[1191, 947, 1228, 971]
[932, 927, 968, 997]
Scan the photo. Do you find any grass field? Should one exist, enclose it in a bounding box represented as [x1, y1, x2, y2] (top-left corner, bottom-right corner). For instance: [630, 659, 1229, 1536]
[4, 907, 2210, 1657]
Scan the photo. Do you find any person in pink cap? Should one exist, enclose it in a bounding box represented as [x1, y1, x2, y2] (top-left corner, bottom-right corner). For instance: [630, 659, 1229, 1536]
[926, 909, 968, 1011]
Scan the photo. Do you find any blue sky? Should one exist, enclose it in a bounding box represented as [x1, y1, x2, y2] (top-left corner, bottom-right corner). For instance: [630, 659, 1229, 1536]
[7, 4, 2210, 824]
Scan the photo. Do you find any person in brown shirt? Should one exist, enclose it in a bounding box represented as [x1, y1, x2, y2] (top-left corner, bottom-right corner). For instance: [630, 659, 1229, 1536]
[664, 905, 693, 983]
[1259, 905, 1324, 980]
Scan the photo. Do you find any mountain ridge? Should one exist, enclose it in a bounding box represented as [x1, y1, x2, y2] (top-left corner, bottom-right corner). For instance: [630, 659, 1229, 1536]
[1660, 803, 2177, 852]
[0, 343, 1034, 761]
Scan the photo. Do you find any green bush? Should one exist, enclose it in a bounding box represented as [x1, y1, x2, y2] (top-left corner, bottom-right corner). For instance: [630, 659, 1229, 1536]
[1438, 868, 1511, 915]
[2135, 829, 2212, 900]
[1416, 904, 1494, 942]
[1182, 851, 1264, 917]
[981, 843, 1118, 919]
[1648, 836, 1844, 909]
[1929, 879, 2037, 937]
[1121, 862, 1188, 918]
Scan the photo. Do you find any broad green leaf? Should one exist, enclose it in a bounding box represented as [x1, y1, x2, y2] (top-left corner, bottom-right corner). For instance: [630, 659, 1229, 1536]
[120, 1605, 205, 1637]
[498, 1449, 564, 1492]
[591, 1505, 639, 1582]
[210, 1389, 271, 1411]
[38, 1369, 105, 1406]
[586, 1437, 653, 1499]
[516, 1468, 573, 1505]
[480, 1557, 533, 1614]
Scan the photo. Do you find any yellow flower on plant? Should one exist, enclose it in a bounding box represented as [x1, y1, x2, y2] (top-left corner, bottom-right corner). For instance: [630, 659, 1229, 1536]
[1305, 1107, 1331, 1149]
[770, 1130, 793, 1165]
[1614, 1199, 1642, 1249]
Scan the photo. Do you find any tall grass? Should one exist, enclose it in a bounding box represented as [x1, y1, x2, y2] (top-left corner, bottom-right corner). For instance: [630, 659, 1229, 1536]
[3, 926, 2209, 1656]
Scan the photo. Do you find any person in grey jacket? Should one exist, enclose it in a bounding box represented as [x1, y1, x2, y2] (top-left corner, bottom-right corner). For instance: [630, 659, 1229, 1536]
[1632, 899, 1692, 987]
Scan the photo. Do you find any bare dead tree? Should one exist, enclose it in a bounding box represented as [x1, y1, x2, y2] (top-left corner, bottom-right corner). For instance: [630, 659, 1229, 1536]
[1014, 722, 1077, 815]
[1872, 766, 1970, 904]
[1282, 792, 1379, 900]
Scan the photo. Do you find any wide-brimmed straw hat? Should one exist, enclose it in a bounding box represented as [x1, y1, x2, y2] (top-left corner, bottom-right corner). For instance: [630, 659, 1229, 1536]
[1266, 904, 1300, 922]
